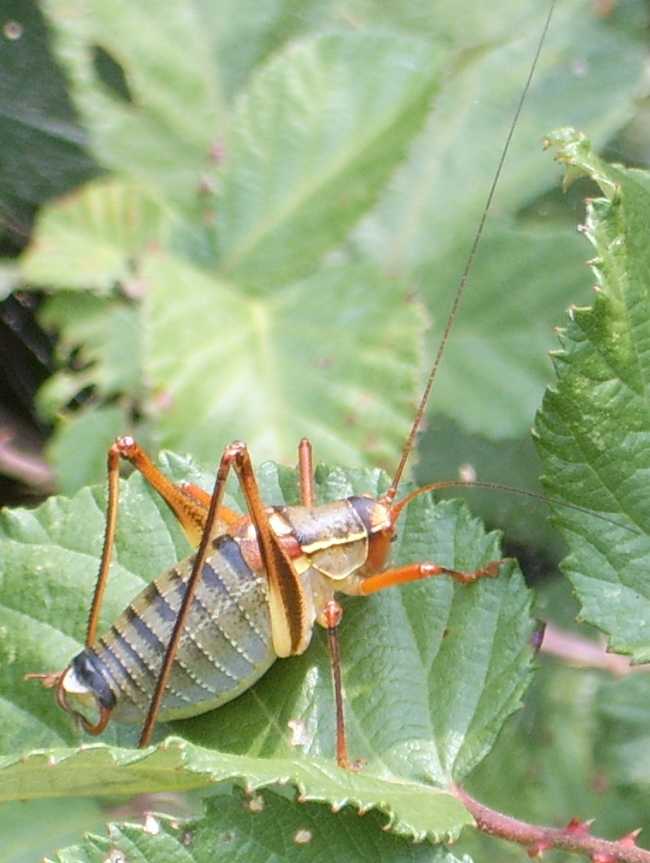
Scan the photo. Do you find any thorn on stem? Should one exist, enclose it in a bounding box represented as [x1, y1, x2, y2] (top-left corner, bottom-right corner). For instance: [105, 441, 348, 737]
[528, 839, 552, 857]
[566, 817, 594, 836]
[620, 829, 642, 847]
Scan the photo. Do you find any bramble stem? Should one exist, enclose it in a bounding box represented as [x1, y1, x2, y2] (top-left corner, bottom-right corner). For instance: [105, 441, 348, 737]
[453, 785, 650, 862]
[540, 624, 646, 677]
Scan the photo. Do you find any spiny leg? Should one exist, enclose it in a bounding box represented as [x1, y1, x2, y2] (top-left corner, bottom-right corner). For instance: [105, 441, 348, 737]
[230, 443, 309, 656]
[26, 437, 240, 733]
[112, 436, 239, 543]
[139, 440, 307, 747]
[138, 443, 235, 746]
[298, 437, 314, 508]
[297, 438, 353, 769]
[321, 598, 353, 769]
[359, 559, 505, 596]
[86, 436, 239, 650]
[26, 441, 124, 726]
[25, 446, 122, 725]
[85, 444, 121, 647]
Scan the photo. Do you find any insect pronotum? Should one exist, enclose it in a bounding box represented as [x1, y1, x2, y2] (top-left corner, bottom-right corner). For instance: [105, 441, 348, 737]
[28, 1, 574, 769]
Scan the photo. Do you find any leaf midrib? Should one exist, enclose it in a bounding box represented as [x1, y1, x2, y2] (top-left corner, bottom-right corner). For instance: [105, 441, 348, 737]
[219, 72, 432, 276]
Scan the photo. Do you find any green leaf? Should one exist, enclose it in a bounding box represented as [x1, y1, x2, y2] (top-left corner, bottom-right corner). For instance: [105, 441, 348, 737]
[27, 290, 144, 494]
[463, 657, 650, 860]
[1, 797, 105, 863]
[0, 458, 534, 834]
[143, 253, 424, 470]
[596, 673, 650, 788]
[205, 0, 329, 102]
[32, 288, 144, 494]
[459, 580, 650, 857]
[535, 129, 650, 662]
[216, 32, 441, 291]
[206, 0, 533, 107]
[21, 179, 169, 293]
[23, 1, 648, 497]
[42, 0, 223, 213]
[25, 247, 425, 491]
[2, 744, 470, 844]
[50, 791, 473, 863]
[360, 0, 645, 273]
[356, 0, 646, 439]
[38, 292, 142, 412]
[0, 0, 97, 234]
[45, 405, 130, 496]
[417, 417, 564, 556]
[0, 261, 21, 301]
[417, 224, 592, 439]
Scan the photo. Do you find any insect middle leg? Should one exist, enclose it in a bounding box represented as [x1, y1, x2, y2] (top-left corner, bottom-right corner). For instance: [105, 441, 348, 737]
[297, 437, 315, 508]
[297, 437, 354, 769]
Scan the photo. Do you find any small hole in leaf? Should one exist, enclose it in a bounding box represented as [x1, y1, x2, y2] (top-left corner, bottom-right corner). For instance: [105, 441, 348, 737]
[92, 45, 132, 103]
[245, 794, 265, 813]
[3, 20, 23, 40]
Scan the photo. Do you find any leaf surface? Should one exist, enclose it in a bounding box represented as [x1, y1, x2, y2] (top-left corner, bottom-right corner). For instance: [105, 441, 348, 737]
[1, 796, 105, 863]
[50, 792, 473, 863]
[217, 32, 441, 291]
[22, 180, 169, 293]
[38, 291, 142, 412]
[0, 459, 534, 838]
[19, 1, 648, 496]
[143, 254, 423, 469]
[45, 406, 130, 497]
[356, 0, 646, 439]
[0, 1, 97, 235]
[535, 130, 650, 662]
[42, 0, 222, 213]
[417, 223, 592, 438]
[3, 742, 470, 844]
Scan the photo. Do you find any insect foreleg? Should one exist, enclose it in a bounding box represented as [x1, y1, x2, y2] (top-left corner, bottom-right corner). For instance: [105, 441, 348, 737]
[359, 559, 506, 596]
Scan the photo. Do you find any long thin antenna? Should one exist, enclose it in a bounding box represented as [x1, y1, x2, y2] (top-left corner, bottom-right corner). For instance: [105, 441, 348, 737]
[390, 479, 641, 537]
[387, 0, 558, 501]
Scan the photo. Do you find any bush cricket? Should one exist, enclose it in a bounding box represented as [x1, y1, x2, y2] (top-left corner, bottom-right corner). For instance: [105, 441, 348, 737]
[26, 2, 578, 770]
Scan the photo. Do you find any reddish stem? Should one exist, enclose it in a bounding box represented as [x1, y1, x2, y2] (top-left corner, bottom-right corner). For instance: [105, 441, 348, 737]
[541, 624, 647, 677]
[0, 430, 53, 490]
[453, 785, 650, 862]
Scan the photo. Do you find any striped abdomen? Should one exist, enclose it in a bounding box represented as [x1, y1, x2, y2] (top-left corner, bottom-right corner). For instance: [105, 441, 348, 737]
[80, 534, 275, 723]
